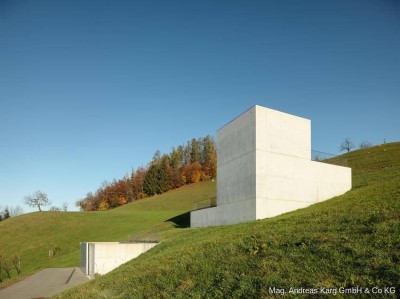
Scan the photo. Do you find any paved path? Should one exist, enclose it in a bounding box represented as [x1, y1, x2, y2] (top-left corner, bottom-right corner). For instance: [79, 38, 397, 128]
[0, 267, 89, 299]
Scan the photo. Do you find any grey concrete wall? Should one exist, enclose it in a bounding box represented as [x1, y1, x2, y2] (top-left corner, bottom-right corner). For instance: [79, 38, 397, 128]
[81, 242, 158, 277]
[80, 243, 87, 272]
[256, 151, 351, 219]
[217, 106, 256, 206]
[192, 107, 258, 227]
[191, 105, 352, 227]
[255, 106, 311, 159]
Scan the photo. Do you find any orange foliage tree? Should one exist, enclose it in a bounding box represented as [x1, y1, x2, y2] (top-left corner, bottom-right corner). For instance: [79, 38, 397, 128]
[76, 135, 216, 211]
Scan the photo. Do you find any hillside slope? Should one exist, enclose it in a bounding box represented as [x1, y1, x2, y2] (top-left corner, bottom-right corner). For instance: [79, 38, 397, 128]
[0, 181, 216, 286]
[57, 142, 400, 298]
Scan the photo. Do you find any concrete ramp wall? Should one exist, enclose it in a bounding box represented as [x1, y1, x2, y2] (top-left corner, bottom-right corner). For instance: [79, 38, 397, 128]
[81, 242, 158, 278]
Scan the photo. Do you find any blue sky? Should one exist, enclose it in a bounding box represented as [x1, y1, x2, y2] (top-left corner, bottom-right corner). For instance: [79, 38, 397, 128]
[1, 0, 399, 212]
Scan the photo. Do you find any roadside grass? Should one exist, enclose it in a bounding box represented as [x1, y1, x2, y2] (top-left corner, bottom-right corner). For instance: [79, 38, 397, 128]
[55, 142, 400, 298]
[0, 180, 216, 287]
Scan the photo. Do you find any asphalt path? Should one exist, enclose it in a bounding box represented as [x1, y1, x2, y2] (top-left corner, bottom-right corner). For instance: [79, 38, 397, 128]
[0, 267, 89, 299]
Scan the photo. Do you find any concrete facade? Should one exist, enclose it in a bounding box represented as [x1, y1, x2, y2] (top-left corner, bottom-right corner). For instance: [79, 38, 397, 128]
[191, 105, 351, 227]
[81, 242, 158, 277]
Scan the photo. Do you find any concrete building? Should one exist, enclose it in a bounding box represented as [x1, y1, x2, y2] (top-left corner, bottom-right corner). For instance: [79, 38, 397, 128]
[81, 242, 158, 278]
[191, 105, 351, 227]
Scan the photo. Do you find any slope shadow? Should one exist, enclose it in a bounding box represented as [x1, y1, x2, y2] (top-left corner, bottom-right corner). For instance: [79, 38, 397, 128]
[166, 212, 190, 228]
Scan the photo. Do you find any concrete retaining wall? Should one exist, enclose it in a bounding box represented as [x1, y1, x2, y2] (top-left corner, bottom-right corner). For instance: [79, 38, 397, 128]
[80, 242, 158, 277]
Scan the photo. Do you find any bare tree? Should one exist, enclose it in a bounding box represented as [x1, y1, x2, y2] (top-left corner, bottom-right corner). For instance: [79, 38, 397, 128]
[9, 205, 24, 217]
[24, 190, 52, 212]
[359, 141, 373, 149]
[62, 202, 68, 212]
[12, 255, 21, 275]
[49, 206, 61, 211]
[0, 256, 11, 280]
[340, 138, 355, 153]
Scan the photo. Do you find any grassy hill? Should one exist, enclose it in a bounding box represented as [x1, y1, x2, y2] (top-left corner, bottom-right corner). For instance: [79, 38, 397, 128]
[1, 142, 399, 298]
[0, 180, 216, 286]
[53, 142, 399, 298]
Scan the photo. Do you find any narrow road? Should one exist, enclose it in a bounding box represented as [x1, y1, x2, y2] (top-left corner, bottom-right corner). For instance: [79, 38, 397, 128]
[0, 267, 89, 299]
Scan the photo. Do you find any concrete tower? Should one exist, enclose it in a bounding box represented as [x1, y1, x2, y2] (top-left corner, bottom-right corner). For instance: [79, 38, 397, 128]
[191, 105, 351, 227]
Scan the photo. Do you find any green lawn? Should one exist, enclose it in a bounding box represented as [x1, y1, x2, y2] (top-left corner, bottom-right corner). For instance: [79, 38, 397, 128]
[55, 142, 400, 298]
[0, 180, 216, 286]
[1, 142, 399, 298]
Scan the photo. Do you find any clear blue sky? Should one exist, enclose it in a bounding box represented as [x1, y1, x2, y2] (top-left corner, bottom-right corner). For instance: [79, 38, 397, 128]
[1, 0, 399, 212]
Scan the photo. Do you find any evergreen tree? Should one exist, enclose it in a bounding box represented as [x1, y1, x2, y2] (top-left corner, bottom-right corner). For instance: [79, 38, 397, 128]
[78, 134, 216, 211]
[177, 145, 184, 166]
[191, 138, 200, 163]
[202, 135, 217, 178]
[158, 156, 171, 193]
[143, 156, 171, 196]
[170, 147, 181, 169]
[152, 150, 161, 164]
[143, 164, 159, 196]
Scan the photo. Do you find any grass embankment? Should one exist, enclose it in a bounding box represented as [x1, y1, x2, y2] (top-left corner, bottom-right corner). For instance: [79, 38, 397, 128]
[0, 181, 216, 287]
[57, 142, 400, 298]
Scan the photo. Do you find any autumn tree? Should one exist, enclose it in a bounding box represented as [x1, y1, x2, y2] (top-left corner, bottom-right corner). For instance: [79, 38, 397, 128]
[118, 197, 127, 205]
[98, 201, 109, 211]
[187, 162, 202, 183]
[130, 167, 147, 199]
[77, 135, 217, 211]
[24, 190, 51, 211]
[76, 192, 95, 211]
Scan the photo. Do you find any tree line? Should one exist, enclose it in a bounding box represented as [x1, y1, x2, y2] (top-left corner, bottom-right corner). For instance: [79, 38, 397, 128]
[76, 135, 217, 211]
